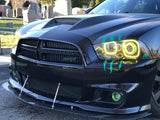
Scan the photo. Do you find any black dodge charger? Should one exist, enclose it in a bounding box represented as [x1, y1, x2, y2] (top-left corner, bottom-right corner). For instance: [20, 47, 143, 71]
[4, 0, 160, 119]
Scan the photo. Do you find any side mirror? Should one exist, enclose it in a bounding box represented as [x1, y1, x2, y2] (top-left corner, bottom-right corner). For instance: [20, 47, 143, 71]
[85, 7, 93, 14]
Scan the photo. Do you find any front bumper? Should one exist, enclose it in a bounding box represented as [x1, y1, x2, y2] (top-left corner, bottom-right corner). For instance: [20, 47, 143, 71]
[5, 52, 158, 119]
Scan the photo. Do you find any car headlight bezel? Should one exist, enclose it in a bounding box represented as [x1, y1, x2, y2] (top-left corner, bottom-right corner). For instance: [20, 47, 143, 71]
[11, 46, 17, 55]
[94, 39, 151, 61]
[15, 30, 21, 41]
[104, 41, 118, 55]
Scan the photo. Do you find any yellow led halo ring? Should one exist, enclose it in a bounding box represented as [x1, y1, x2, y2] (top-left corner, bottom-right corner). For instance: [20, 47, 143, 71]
[95, 46, 104, 54]
[123, 40, 140, 59]
[103, 42, 117, 55]
[124, 42, 138, 55]
[116, 52, 123, 59]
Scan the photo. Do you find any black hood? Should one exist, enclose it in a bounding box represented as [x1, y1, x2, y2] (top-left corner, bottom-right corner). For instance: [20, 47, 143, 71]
[23, 14, 160, 44]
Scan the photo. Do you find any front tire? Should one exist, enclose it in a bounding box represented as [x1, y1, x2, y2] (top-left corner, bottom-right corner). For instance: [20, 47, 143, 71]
[151, 72, 160, 118]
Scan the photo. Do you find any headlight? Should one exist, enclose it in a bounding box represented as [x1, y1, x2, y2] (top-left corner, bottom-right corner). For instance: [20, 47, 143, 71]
[94, 39, 151, 60]
[11, 46, 17, 54]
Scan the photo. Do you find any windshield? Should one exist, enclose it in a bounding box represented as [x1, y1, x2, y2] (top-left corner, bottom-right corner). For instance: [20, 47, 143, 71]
[89, 0, 160, 14]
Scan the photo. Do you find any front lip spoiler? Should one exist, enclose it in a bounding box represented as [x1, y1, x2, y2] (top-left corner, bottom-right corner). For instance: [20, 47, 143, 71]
[2, 81, 151, 120]
[2, 77, 152, 119]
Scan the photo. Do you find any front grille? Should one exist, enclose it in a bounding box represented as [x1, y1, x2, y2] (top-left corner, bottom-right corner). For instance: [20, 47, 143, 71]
[17, 39, 83, 65]
[17, 39, 38, 59]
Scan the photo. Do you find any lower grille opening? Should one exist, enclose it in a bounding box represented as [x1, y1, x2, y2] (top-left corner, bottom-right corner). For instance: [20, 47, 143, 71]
[17, 74, 123, 109]
[42, 53, 82, 65]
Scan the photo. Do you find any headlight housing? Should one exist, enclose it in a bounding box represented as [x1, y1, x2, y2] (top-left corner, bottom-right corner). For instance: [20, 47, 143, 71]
[15, 30, 21, 41]
[11, 46, 17, 55]
[11, 30, 21, 55]
[94, 39, 151, 60]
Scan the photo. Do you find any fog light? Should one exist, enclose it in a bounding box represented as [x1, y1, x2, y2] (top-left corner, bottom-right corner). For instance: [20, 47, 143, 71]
[12, 70, 16, 76]
[112, 92, 122, 102]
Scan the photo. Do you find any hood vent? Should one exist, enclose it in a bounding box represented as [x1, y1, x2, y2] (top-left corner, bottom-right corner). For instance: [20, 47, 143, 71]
[55, 18, 80, 25]
[44, 18, 81, 28]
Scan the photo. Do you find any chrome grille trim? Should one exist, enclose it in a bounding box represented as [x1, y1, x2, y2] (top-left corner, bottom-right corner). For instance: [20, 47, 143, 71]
[17, 39, 83, 65]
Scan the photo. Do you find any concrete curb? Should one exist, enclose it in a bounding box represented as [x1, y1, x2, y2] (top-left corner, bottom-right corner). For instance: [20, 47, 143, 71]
[0, 48, 11, 55]
[0, 64, 9, 68]
[0, 54, 10, 68]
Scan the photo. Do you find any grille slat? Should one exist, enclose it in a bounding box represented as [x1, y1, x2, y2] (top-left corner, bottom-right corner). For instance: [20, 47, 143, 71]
[17, 39, 83, 65]
[42, 53, 82, 64]
[20, 39, 39, 47]
[43, 41, 79, 50]
[20, 48, 36, 59]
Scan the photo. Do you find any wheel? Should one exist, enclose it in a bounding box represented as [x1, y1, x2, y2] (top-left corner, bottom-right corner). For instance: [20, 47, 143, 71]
[151, 70, 160, 117]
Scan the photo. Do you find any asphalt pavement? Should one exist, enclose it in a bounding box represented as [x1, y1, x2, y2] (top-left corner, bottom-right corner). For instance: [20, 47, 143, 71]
[0, 54, 159, 120]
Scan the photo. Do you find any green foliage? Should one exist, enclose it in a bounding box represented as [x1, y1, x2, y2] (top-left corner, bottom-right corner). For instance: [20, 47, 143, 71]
[0, 19, 23, 28]
[39, 3, 42, 8]
[0, 0, 5, 5]
[7, 1, 12, 9]
[23, 1, 30, 7]
[39, 0, 102, 8]
[82, 0, 90, 6]
[90, 0, 103, 7]
[0, 35, 18, 48]
[0, 32, 14, 35]
[89, 0, 96, 7]
[71, 0, 90, 8]
[96, 0, 100, 4]
[39, 0, 55, 5]
[97, 0, 103, 4]
[71, 0, 82, 8]
[0, 28, 16, 32]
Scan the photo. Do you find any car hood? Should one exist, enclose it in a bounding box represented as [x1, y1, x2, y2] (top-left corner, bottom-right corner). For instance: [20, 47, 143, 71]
[22, 13, 160, 44]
